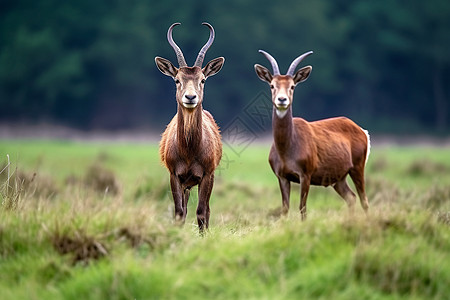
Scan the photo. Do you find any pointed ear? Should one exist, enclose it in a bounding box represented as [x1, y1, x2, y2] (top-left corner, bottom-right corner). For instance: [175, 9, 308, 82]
[203, 57, 225, 78]
[155, 57, 178, 77]
[293, 66, 312, 84]
[254, 64, 273, 83]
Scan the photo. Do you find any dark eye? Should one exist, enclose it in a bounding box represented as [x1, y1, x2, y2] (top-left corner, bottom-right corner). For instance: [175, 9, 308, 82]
[201, 79, 206, 84]
[270, 85, 274, 89]
[291, 86, 295, 90]
[175, 79, 180, 84]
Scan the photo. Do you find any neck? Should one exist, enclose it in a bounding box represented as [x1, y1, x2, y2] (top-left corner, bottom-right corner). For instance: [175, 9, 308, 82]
[177, 104, 203, 151]
[272, 106, 294, 152]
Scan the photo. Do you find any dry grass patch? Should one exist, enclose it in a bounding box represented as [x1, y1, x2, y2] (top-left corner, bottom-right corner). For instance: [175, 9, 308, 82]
[1, 159, 58, 210]
[423, 185, 450, 209]
[65, 163, 121, 196]
[406, 159, 450, 177]
[52, 229, 108, 265]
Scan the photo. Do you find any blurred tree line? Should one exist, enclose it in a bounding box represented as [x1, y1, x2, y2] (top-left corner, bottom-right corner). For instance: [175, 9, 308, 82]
[1, 0, 449, 134]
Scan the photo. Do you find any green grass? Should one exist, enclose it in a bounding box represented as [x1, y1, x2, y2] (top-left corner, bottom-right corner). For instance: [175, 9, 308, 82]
[1, 140, 450, 299]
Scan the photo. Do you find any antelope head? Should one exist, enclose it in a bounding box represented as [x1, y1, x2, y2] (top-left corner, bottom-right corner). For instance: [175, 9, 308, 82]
[255, 50, 313, 118]
[155, 23, 225, 110]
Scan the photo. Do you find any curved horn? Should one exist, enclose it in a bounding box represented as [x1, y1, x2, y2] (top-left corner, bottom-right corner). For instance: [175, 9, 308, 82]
[258, 50, 280, 75]
[167, 23, 187, 67]
[286, 51, 313, 76]
[194, 22, 215, 67]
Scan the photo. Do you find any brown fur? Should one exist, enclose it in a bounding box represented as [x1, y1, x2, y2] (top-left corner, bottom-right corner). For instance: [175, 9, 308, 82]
[160, 109, 222, 174]
[255, 69, 370, 219]
[156, 62, 224, 231]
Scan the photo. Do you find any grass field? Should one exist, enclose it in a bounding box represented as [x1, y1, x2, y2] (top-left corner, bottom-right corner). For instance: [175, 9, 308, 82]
[1, 140, 449, 299]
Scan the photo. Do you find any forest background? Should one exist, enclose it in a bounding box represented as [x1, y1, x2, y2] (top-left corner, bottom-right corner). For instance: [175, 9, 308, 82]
[1, 0, 449, 135]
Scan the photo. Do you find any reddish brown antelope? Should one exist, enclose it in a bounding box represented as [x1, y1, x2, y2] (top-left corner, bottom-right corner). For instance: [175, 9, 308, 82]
[155, 23, 224, 231]
[254, 50, 370, 220]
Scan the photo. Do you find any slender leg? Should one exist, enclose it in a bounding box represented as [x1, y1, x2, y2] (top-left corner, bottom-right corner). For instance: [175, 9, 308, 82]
[333, 177, 356, 215]
[349, 168, 369, 213]
[170, 173, 184, 223]
[299, 174, 311, 221]
[182, 188, 190, 221]
[197, 173, 214, 232]
[278, 176, 291, 215]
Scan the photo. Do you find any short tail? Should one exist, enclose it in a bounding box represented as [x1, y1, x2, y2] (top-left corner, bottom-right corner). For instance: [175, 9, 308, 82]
[361, 128, 371, 165]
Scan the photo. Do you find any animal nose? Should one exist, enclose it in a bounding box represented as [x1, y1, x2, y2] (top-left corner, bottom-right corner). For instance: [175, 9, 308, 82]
[278, 97, 287, 103]
[185, 95, 196, 101]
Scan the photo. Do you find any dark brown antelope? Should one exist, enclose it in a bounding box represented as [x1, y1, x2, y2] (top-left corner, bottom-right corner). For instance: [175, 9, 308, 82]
[254, 50, 370, 220]
[155, 23, 224, 231]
